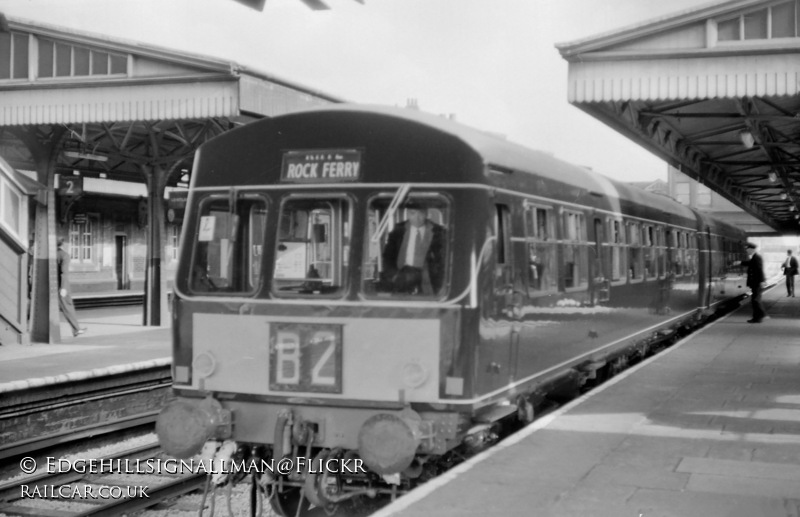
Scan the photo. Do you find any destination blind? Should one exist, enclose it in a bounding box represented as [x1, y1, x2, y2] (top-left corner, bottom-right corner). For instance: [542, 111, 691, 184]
[281, 149, 362, 183]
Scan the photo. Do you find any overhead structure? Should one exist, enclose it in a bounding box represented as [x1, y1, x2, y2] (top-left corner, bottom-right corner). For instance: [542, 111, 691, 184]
[557, 0, 800, 235]
[0, 15, 340, 342]
[233, 0, 363, 10]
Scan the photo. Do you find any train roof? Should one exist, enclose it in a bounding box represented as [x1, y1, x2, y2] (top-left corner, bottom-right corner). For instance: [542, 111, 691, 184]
[195, 103, 711, 228]
[276, 104, 699, 222]
[283, 103, 594, 183]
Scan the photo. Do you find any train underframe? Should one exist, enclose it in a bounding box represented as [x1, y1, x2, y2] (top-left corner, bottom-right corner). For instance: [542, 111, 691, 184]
[166, 401, 514, 517]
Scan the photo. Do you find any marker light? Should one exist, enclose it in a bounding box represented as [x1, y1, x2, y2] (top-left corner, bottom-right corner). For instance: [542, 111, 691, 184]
[193, 352, 217, 378]
[402, 361, 428, 388]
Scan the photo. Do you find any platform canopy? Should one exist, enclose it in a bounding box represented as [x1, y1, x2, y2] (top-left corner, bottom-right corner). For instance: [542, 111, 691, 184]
[0, 15, 340, 186]
[558, 0, 800, 234]
[234, 0, 364, 10]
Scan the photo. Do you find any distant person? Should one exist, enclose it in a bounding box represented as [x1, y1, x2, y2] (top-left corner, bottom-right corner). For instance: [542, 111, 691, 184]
[781, 249, 798, 297]
[26, 235, 34, 321]
[57, 238, 86, 337]
[736, 242, 767, 323]
[381, 200, 445, 295]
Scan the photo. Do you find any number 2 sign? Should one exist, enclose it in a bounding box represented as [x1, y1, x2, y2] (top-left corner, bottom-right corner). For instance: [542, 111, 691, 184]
[58, 176, 84, 197]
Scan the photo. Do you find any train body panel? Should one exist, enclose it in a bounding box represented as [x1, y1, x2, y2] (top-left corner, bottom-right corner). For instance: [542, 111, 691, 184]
[190, 312, 441, 402]
[157, 104, 749, 515]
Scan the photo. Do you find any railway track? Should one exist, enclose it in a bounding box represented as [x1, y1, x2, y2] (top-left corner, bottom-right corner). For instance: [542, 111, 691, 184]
[0, 442, 206, 517]
[0, 363, 172, 462]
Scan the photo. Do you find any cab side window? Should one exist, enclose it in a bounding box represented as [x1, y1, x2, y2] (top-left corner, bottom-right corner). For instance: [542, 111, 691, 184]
[363, 194, 449, 298]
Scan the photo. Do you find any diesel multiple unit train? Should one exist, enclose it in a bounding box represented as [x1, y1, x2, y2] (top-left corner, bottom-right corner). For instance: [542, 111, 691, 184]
[156, 104, 748, 516]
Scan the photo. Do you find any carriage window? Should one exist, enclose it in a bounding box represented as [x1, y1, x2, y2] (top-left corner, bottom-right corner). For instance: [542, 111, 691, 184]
[525, 206, 552, 240]
[627, 221, 642, 280]
[273, 196, 350, 296]
[562, 210, 588, 289]
[525, 205, 556, 293]
[655, 226, 666, 277]
[641, 224, 655, 279]
[363, 194, 449, 297]
[190, 195, 267, 294]
[608, 218, 626, 282]
[673, 230, 684, 276]
[687, 233, 698, 275]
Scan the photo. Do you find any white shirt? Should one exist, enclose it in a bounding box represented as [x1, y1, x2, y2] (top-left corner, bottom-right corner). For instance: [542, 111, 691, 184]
[405, 225, 425, 267]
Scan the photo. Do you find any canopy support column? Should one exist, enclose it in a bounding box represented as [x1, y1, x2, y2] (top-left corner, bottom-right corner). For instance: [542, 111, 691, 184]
[13, 126, 66, 343]
[142, 164, 170, 326]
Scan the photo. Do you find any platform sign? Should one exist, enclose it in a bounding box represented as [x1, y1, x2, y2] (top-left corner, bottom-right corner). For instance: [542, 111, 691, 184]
[167, 191, 188, 223]
[281, 149, 362, 183]
[58, 176, 83, 197]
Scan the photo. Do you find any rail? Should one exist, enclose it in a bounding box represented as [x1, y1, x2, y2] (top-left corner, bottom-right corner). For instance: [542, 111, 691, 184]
[0, 364, 172, 462]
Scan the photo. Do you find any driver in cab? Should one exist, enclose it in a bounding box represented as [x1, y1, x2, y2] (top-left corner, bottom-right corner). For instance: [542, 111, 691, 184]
[382, 200, 445, 295]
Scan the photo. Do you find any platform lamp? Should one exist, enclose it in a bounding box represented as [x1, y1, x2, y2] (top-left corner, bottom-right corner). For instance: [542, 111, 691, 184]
[768, 171, 778, 183]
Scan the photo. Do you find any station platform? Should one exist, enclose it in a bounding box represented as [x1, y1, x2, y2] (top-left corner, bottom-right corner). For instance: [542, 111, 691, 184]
[375, 285, 800, 517]
[0, 305, 170, 391]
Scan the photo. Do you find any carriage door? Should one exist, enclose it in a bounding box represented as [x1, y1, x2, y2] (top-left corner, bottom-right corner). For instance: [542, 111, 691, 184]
[699, 228, 712, 308]
[478, 204, 519, 392]
[665, 228, 674, 279]
[592, 216, 609, 303]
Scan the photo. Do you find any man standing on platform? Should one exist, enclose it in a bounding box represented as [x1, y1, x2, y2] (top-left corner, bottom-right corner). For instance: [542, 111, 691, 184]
[57, 238, 86, 337]
[738, 242, 767, 323]
[781, 249, 798, 297]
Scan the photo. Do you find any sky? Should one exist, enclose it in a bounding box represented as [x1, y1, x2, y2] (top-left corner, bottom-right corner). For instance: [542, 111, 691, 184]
[0, 0, 714, 183]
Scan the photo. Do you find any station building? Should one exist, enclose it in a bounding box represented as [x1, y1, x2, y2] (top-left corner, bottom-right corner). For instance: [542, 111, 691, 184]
[0, 156, 42, 345]
[52, 179, 179, 296]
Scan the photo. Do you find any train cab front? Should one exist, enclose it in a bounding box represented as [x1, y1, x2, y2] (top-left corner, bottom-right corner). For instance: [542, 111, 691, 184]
[156, 174, 479, 513]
